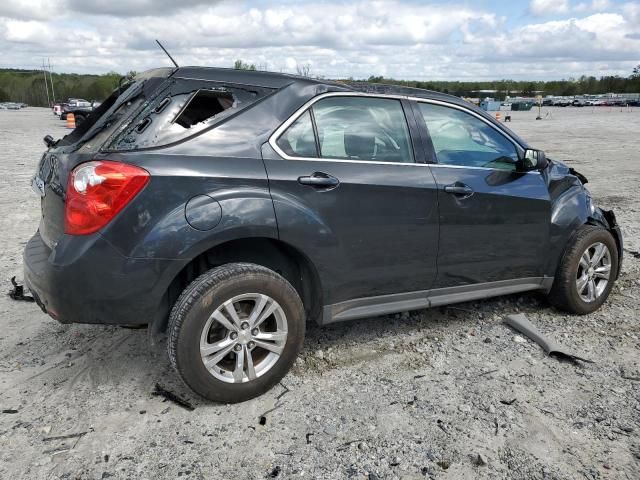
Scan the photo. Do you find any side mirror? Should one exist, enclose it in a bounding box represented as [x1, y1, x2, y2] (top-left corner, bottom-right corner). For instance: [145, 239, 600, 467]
[521, 148, 548, 171]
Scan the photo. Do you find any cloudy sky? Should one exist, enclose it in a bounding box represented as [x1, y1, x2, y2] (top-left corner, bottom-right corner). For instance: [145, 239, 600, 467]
[1, 0, 639, 80]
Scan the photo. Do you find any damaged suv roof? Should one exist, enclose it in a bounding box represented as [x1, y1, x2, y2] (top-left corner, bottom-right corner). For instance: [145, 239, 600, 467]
[167, 66, 526, 145]
[172, 66, 466, 104]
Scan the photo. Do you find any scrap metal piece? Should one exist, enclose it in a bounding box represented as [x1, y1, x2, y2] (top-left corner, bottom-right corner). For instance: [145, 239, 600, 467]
[42, 431, 87, 442]
[152, 384, 195, 411]
[504, 313, 594, 364]
[8, 277, 35, 302]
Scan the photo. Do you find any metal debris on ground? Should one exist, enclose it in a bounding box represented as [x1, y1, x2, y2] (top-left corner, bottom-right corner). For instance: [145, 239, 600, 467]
[624, 248, 640, 259]
[42, 431, 87, 442]
[275, 383, 290, 400]
[8, 276, 34, 302]
[473, 453, 488, 466]
[152, 384, 195, 411]
[269, 465, 281, 477]
[504, 313, 594, 364]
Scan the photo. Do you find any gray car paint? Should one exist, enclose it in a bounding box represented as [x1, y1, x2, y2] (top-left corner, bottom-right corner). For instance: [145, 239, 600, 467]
[23, 67, 623, 328]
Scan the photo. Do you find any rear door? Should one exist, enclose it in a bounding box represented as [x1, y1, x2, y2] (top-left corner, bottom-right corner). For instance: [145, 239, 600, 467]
[413, 100, 550, 288]
[263, 94, 440, 307]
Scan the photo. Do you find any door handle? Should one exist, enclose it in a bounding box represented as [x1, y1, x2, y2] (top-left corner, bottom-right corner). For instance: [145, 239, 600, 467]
[443, 183, 474, 196]
[298, 173, 340, 189]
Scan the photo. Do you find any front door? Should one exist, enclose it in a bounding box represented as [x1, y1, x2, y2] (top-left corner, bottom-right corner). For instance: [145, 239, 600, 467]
[413, 100, 551, 288]
[263, 95, 440, 307]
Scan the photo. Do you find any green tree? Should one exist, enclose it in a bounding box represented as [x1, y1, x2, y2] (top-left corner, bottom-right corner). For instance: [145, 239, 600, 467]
[522, 82, 536, 96]
[233, 60, 256, 71]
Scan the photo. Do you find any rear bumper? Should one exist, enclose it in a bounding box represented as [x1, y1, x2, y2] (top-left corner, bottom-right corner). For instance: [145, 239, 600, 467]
[23, 231, 184, 325]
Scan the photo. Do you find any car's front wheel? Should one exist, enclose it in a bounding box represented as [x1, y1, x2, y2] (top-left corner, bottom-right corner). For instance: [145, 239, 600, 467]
[168, 263, 305, 403]
[548, 225, 618, 314]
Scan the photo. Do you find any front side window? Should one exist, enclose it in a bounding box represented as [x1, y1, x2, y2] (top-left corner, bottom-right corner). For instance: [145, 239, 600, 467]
[418, 103, 519, 170]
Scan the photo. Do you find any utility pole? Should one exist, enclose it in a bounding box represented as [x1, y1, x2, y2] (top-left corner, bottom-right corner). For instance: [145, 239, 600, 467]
[48, 58, 56, 103]
[41, 58, 50, 107]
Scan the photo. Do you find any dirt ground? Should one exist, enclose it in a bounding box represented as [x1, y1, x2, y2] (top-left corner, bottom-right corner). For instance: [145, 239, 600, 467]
[0, 106, 638, 480]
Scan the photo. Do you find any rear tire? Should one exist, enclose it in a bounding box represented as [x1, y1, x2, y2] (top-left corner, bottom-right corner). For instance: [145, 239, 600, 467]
[167, 263, 305, 403]
[548, 225, 618, 314]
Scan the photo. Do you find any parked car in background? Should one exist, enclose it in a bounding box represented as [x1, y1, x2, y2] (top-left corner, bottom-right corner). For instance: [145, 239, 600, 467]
[52, 104, 62, 116]
[0, 102, 27, 110]
[60, 99, 94, 123]
[24, 67, 623, 403]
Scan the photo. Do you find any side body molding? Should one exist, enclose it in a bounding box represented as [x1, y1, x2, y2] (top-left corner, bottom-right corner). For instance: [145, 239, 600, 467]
[321, 277, 554, 325]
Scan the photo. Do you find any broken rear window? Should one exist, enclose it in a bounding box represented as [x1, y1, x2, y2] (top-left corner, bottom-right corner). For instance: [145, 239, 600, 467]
[109, 79, 273, 151]
[175, 90, 234, 128]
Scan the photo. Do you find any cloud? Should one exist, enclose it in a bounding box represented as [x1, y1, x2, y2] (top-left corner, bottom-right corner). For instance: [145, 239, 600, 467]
[574, 0, 611, 13]
[530, 0, 612, 16]
[65, 0, 222, 17]
[529, 0, 570, 16]
[0, 0, 637, 80]
[0, 0, 63, 21]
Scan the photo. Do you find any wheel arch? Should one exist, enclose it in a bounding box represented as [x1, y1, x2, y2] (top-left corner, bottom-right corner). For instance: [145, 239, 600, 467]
[152, 237, 323, 335]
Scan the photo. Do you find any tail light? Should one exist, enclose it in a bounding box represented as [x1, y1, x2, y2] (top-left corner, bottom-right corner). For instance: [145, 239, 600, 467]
[64, 160, 150, 235]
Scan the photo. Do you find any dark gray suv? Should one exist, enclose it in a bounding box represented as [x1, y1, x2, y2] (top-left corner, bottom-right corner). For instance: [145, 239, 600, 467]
[24, 67, 622, 402]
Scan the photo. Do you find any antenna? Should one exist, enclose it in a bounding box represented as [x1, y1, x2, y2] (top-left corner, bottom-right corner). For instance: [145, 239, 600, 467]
[155, 39, 179, 68]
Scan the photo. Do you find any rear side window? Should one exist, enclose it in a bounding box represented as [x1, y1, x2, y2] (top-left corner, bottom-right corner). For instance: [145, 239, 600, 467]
[276, 110, 318, 158]
[110, 80, 273, 151]
[174, 90, 234, 128]
[276, 96, 414, 163]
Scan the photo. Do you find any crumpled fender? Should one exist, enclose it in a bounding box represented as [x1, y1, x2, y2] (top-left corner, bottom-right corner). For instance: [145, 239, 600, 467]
[543, 159, 623, 280]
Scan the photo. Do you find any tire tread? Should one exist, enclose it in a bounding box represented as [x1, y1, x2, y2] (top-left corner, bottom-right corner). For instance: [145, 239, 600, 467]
[548, 225, 617, 314]
[167, 262, 304, 402]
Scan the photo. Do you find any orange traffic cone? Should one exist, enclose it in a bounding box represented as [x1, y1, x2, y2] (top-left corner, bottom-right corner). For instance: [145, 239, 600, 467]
[495, 112, 501, 122]
[66, 112, 76, 129]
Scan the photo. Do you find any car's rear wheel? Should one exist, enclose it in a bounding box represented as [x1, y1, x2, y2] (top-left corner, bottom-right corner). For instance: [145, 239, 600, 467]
[167, 263, 305, 403]
[548, 225, 618, 314]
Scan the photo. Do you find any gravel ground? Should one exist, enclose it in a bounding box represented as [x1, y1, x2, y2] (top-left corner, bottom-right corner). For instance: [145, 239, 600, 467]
[0, 107, 638, 480]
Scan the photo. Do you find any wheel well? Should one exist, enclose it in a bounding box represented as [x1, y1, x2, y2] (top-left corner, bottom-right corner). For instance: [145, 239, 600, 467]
[154, 238, 323, 333]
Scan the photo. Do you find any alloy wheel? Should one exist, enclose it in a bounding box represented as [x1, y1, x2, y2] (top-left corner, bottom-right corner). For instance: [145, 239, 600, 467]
[576, 242, 611, 303]
[199, 293, 288, 383]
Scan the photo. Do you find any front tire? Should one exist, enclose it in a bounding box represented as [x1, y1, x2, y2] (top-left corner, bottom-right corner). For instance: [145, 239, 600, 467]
[548, 225, 618, 314]
[167, 263, 305, 403]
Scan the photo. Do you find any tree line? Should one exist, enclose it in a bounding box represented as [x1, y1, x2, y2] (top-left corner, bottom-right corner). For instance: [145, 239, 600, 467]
[0, 69, 122, 107]
[360, 74, 640, 100]
[1, 64, 639, 107]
